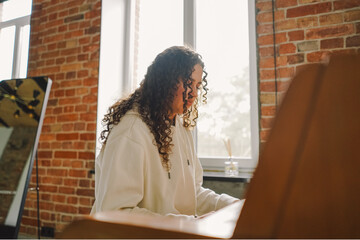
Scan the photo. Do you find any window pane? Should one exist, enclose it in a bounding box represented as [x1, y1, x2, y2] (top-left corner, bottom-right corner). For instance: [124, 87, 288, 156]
[19, 25, 30, 78]
[135, 0, 183, 87]
[1, 0, 32, 22]
[0, 26, 16, 80]
[196, 0, 251, 158]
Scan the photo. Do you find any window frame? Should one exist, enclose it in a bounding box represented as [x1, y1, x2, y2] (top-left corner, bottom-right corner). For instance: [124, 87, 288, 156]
[0, 14, 31, 79]
[98, 0, 259, 171]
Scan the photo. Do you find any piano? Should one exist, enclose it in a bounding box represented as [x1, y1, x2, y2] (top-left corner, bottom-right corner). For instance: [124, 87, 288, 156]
[60, 54, 360, 238]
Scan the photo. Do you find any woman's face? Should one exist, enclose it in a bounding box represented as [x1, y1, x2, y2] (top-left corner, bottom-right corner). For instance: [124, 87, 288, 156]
[170, 63, 203, 119]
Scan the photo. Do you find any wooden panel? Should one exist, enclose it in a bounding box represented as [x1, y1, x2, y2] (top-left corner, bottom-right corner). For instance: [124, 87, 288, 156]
[234, 64, 326, 238]
[234, 54, 360, 238]
[276, 54, 360, 238]
[58, 200, 243, 239]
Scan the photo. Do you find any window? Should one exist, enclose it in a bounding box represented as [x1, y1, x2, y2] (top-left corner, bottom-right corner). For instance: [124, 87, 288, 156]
[98, 0, 259, 171]
[0, 0, 32, 80]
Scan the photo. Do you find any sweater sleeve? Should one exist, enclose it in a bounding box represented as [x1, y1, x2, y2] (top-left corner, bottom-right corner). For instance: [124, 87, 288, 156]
[93, 134, 196, 220]
[194, 156, 239, 216]
[93, 135, 146, 213]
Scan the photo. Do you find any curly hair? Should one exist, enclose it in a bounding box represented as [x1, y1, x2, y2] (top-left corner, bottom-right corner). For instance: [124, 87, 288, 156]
[100, 46, 208, 171]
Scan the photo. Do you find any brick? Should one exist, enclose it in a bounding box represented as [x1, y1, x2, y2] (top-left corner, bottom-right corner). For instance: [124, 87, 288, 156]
[39, 133, 56, 141]
[74, 142, 86, 150]
[319, 13, 344, 26]
[62, 123, 74, 131]
[287, 53, 305, 64]
[40, 185, 58, 193]
[55, 204, 77, 214]
[297, 16, 319, 28]
[58, 97, 81, 106]
[276, 19, 297, 31]
[276, 0, 297, 8]
[261, 105, 276, 117]
[87, 123, 97, 132]
[64, 105, 75, 113]
[80, 133, 96, 141]
[47, 168, 68, 177]
[259, 46, 275, 57]
[257, 23, 274, 35]
[261, 117, 275, 129]
[79, 207, 91, 215]
[260, 93, 276, 104]
[21, 217, 38, 227]
[288, 30, 305, 41]
[79, 151, 95, 160]
[307, 51, 330, 62]
[69, 169, 87, 178]
[71, 160, 83, 168]
[76, 88, 90, 95]
[65, 89, 76, 96]
[331, 48, 357, 56]
[54, 89, 64, 97]
[79, 179, 90, 187]
[64, 178, 79, 187]
[260, 69, 275, 80]
[83, 77, 98, 86]
[38, 151, 53, 158]
[346, 35, 360, 47]
[82, 94, 97, 104]
[52, 195, 66, 203]
[60, 79, 82, 88]
[76, 189, 94, 197]
[61, 215, 73, 222]
[357, 22, 360, 33]
[42, 176, 62, 184]
[59, 187, 75, 194]
[258, 34, 275, 46]
[56, 133, 79, 140]
[279, 43, 297, 54]
[77, 70, 89, 78]
[321, 38, 344, 49]
[260, 81, 277, 92]
[297, 41, 319, 52]
[260, 129, 271, 141]
[256, 1, 273, 11]
[40, 160, 51, 167]
[64, 14, 84, 23]
[67, 196, 78, 204]
[287, 2, 332, 18]
[80, 112, 96, 121]
[277, 67, 296, 78]
[344, 10, 360, 22]
[306, 24, 354, 39]
[85, 26, 101, 35]
[299, 0, 323, 3]
[260, 57, 275, 69]
[334, 0, 360, 10]
[79, 197, 91, 206]
[54, 151, 77, 159]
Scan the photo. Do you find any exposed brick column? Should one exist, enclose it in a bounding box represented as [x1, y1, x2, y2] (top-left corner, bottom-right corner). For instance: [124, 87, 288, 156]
[256, 0, 360, 144]
[21, 0, 101, 236]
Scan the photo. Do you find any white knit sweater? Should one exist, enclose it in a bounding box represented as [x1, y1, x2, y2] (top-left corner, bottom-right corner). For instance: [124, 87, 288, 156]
[91, 109, 238, 219]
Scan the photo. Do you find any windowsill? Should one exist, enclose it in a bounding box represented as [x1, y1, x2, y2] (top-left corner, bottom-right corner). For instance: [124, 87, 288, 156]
[203, 169, 253, 183]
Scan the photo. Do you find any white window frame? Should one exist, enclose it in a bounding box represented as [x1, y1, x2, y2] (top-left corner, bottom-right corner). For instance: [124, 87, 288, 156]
[0, 14, 31, 79]
[98, 0, 259, 171]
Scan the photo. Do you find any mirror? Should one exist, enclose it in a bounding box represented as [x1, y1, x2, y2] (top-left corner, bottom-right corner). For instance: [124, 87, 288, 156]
[0, 77, 52, 238]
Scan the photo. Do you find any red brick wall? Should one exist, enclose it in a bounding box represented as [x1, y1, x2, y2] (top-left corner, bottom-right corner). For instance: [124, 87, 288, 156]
[20, 0, 101, 236]
[257, 0, 360, 143]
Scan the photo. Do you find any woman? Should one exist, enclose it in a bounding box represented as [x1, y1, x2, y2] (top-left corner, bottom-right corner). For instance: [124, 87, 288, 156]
[91, 46, 239, 219]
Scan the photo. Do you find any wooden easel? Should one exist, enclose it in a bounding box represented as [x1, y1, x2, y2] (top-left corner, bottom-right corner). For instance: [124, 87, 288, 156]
[60, 54, 360, 239]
